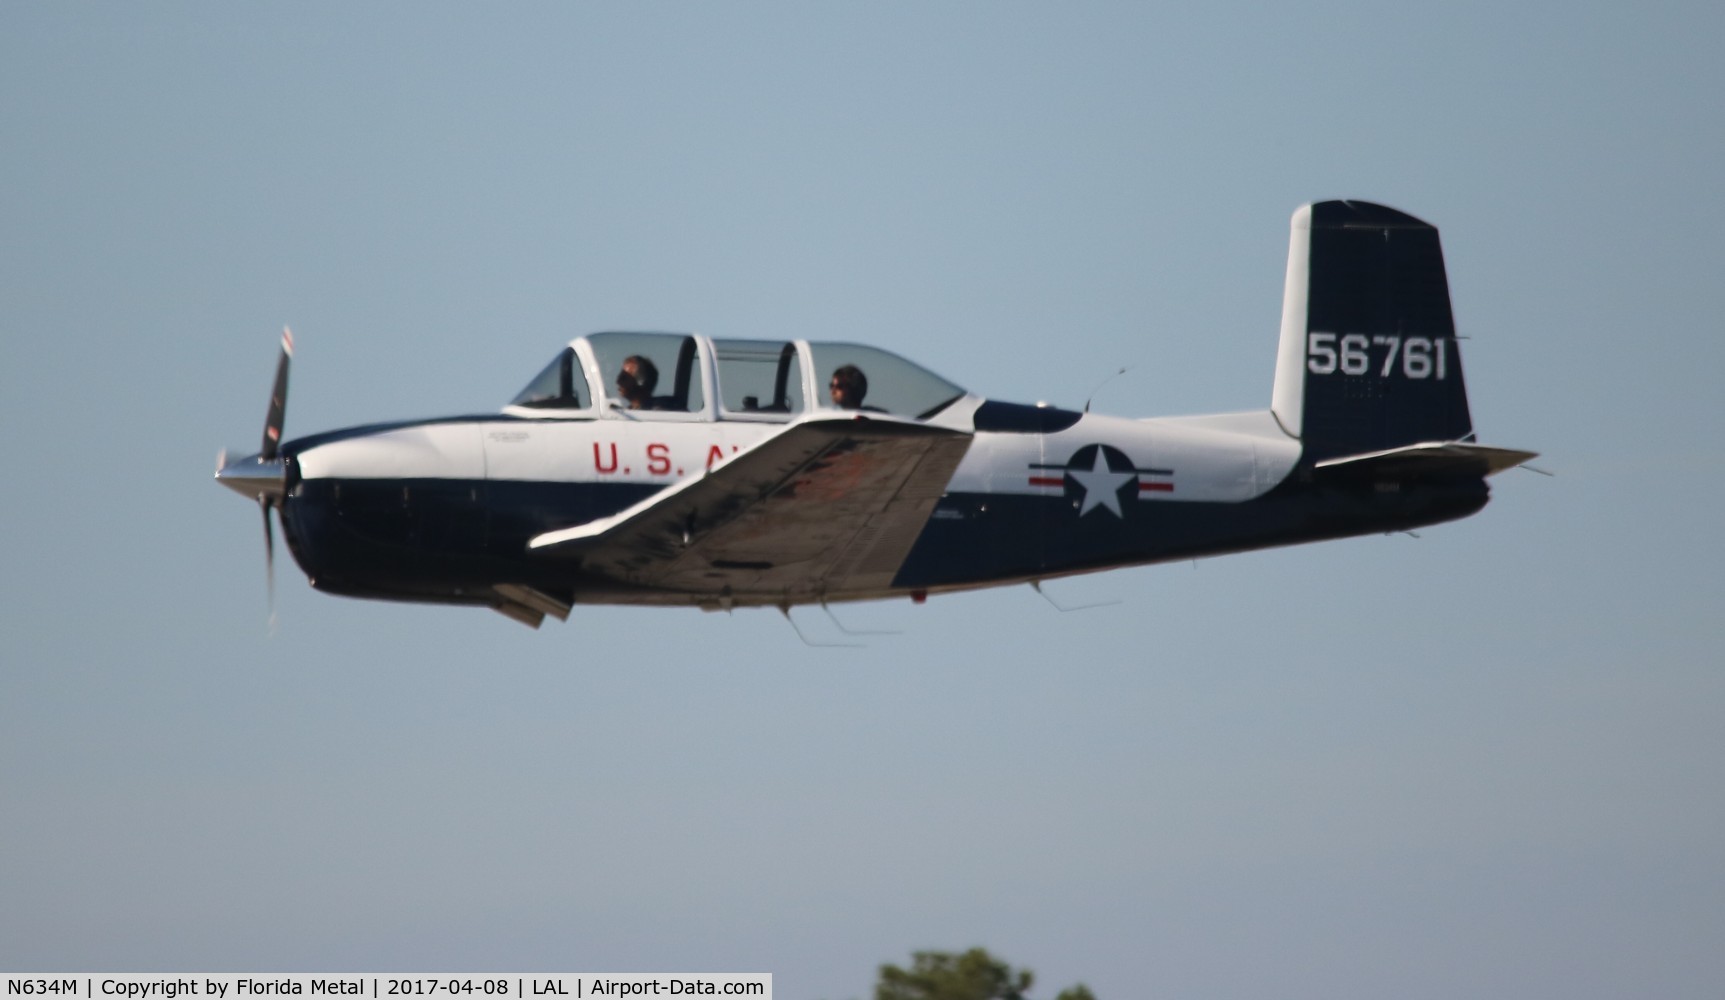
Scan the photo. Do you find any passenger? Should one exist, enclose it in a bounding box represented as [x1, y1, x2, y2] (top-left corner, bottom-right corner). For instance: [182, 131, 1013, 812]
[617, 355, 660, 410]
[829, 364, 869, 410]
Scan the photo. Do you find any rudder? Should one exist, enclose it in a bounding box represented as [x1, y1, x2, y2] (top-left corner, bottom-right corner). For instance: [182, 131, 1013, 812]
[1271, 200, 1474, 464]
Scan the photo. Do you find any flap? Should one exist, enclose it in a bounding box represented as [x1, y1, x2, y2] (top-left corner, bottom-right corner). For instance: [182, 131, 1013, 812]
[529, 415, 972, 602]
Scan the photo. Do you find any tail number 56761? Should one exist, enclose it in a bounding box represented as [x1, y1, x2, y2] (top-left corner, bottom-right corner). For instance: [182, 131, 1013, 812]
[1307, 332, 1448, 379]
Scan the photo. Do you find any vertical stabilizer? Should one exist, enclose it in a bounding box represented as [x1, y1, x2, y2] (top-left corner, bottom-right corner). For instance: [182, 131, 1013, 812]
[1270, 200, 1473, 463]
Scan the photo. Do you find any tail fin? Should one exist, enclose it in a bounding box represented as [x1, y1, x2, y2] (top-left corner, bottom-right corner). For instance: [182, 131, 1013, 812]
[1270, 200, 1474, 464]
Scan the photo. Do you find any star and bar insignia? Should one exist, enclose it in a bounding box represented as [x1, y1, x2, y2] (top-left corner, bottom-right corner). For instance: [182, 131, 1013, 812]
[1028, 443, 1173, 517]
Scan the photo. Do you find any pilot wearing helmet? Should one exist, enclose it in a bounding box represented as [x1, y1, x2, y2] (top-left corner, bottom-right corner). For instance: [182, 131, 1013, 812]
[617, 355, 661, 410]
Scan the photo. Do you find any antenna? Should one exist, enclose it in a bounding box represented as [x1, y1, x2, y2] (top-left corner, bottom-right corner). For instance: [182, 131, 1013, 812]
[1083, 366, 1130, 413]
[821, 600, 901, 636]
[779, 604, 862, 648]
[1030, 580, 1122, 613]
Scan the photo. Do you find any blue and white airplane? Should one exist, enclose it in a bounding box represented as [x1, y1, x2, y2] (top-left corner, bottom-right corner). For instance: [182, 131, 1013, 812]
[216, 201, 1536, 628]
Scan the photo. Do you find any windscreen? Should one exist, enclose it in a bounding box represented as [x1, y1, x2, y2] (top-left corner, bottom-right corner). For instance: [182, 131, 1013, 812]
[508, 347, 590, 409]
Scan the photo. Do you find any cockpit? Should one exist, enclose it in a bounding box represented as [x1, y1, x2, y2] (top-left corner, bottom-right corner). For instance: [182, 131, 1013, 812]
[505, 332, 967, 422]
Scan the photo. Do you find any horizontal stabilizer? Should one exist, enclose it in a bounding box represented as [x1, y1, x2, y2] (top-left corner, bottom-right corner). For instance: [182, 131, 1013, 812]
[530, 415, 972, 602]
[1314, 441, 1539, 483]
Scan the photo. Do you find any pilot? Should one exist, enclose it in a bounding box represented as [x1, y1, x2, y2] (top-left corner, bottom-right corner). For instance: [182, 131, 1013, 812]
[829, 364, 869, 410]
[617, 355, 660, 410]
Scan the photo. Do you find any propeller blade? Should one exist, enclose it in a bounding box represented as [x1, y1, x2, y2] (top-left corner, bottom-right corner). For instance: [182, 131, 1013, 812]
[261, 326, 293, 461]
[260, 496, 277, 620]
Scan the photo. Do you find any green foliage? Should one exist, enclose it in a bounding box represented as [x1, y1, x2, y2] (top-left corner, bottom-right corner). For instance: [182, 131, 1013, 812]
[872, 948, 1095, 1000]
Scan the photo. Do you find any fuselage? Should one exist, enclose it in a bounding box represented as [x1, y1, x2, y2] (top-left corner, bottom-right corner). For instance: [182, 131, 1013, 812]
[275, 396, 1488, 611]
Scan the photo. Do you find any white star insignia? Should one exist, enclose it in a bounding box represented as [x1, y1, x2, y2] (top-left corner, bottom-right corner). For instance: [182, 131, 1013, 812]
[1067, 449, 1135, 517]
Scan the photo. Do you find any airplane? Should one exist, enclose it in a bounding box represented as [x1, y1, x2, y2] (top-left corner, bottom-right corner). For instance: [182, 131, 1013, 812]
[215, 200, 1537, 629]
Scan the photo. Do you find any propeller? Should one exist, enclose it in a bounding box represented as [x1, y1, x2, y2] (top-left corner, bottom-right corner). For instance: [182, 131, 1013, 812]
[215, 328, 294, 619]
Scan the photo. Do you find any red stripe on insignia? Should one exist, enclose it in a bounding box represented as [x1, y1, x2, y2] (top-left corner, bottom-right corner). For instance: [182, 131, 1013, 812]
[1028, 476, 1065, 487]
[1139, 482, 1173, 492]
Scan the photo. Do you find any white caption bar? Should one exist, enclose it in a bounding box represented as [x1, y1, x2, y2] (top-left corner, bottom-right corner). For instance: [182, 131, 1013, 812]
[4, 977, 770, 1000]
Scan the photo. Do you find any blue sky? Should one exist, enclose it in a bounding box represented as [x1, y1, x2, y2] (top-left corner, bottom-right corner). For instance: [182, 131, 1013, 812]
[3, 3, 1722, 998]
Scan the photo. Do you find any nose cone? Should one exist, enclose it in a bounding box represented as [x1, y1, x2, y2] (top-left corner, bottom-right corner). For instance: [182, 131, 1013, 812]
[214, 451, 288, 502]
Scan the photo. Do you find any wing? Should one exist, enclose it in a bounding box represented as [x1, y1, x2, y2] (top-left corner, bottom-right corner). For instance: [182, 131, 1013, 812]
[529, 416, 972, 601]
